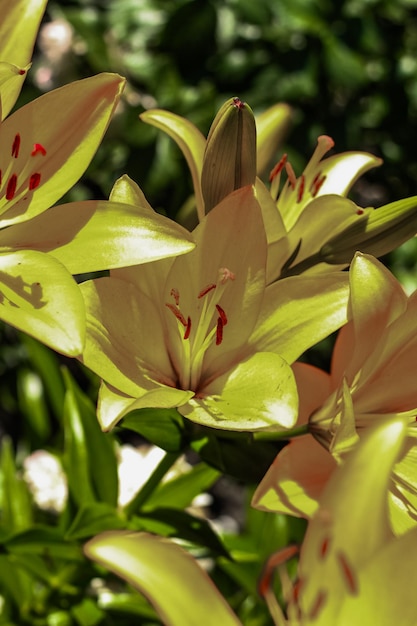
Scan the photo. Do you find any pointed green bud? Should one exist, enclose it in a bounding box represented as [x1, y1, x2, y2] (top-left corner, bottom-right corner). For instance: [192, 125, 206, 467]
[201, 97, 256, 213]
[320, 196, 417, 264]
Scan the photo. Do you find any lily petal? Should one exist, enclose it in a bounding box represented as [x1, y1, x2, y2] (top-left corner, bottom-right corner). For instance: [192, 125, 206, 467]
[0, 250, 84, 355]
[0, 0, 47, 116]
[256, 103, 292, 176]
[98, 382, 193, 431]
[252, 435, 337, 517]
[140, 108, 206, 221]
[249, 272, 350, 363]
[0, 199, 195, 273]
[84, 531, 242, 626]
[80, 277, 175, 397]
[297, 419, 406, 624]
[180, 352, 298, 431]
[0, 73, 125, 226]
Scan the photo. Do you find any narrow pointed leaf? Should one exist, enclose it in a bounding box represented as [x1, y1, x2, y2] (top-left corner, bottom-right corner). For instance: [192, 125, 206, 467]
[256, 103, 292, 176]
[85, 531, 242, 626]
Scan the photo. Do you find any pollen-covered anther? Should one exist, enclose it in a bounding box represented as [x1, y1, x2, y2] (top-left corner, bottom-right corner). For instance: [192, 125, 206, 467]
[218, 267, 236, 284]
[216, 317, 224, 345]
[198, 283, 216, 298]
[269, 153, 288, 182]
[285, 161, 297, 189]
[11, 134, 21, 158]
[31, 143, 47, 157]
[297, 174, 305, 203]
[165, 303, 188, 327]
[216, 304, 228, 325]
[29, 173, 41, 190]
[184, 316, 191, 340]
[6, 174, 17, 200]
[310, 172, 326, 197]
[170, 288, 180, 306]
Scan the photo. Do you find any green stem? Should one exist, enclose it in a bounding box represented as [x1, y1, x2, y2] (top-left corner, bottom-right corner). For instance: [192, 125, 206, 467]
[124, 450, 181, 516]
[253, 423, 310, 441]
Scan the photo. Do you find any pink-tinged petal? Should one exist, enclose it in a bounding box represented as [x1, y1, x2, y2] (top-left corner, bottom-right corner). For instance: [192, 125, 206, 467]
[98, 381, 193, 431]
[0, 199, 195, 273]
[292, 362, 332, 424]
[80, 277, 176, 397]
[250, 272, 349, 363]
[140, 108, 206, 221]
[0, 73, 125, 226]
[166, 187, 267, 377]
[0, 0, 47, 116]
[345, 253, 407, 383]
[180, 352, 298, 431]
[0, 249, 84, 355]
[252, 435, 336, 517]
[297, 419, 405, 624]
[84, 531, 242, 626]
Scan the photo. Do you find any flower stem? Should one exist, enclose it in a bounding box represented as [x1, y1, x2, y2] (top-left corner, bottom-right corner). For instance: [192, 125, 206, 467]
[124, 451, 181, 516]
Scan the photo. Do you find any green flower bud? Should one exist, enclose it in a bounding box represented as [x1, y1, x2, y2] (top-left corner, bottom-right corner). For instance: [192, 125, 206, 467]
[201, 97, 256, 213]
[320, 196, 417, 264]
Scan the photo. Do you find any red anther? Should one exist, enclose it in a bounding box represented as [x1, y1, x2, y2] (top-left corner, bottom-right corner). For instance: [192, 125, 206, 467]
[297, 174, 305, 203]
[31, 143, 47, 157]
[165, 303, 188, 327]
[18, 69, 26, 75]
[215, 304, 228, 325]
[310, 174, 326, 197]
[170, 288, 180, 306]
[319, 536, 331, 559]
[269, 153, 288, 182]
[356, 208, 364, 215]
[29, 172, 41, 190]
[308, 590, 327, 620]
[285, 161, 297, 189]
[11, 134, 20, 158]
[183, 316, 191, 340]
[337, 552, 358, 595]
[6, 174, 17, 200]
[198, 283, 216, 298]
[216, 317, 224, 345]
[232, 97, 245, 109]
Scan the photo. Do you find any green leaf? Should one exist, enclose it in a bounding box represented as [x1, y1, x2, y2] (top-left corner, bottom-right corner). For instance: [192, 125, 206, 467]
[66, 502, 125, 540]
[130, 508, 229, 558]
[70, 598, 106, 626]
[5, 526, 83, 561]
[121, 408, 185, 452]
[63, 369, 119, 507]
[144, 462, 220, 510]
[0, 437, 33, 532]
[84, 531, 242, 626]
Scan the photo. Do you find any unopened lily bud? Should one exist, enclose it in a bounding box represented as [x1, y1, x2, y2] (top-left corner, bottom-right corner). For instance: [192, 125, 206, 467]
[319, 195, 417, 264]
[201, 97, 256, 213]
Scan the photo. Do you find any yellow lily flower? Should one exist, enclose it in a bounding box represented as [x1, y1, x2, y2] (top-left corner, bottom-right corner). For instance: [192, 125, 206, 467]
[79, 181, 350, 432]
[0, 71, 195, 356]
[85, 421, 417, 626]
[253, 253, 417, 534]
[140, 100, 407, 284]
